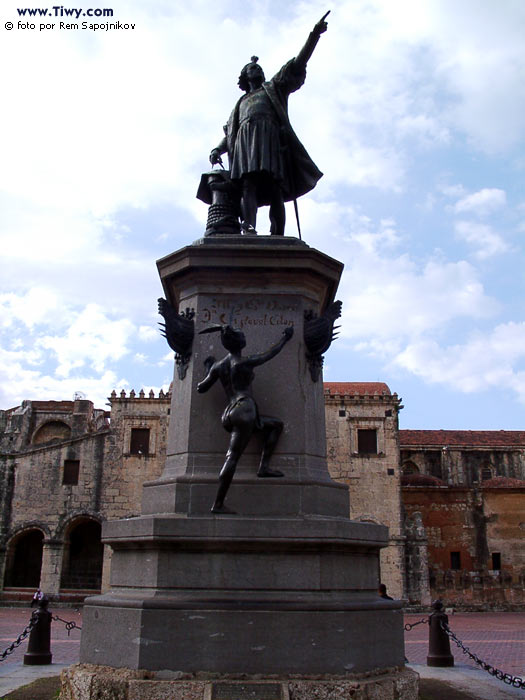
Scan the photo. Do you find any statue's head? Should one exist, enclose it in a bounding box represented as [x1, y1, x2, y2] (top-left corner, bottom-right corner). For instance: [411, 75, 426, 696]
[199, 324, 246, 352]
[221, 325, 246, 352]
[238, 56, 265, 92]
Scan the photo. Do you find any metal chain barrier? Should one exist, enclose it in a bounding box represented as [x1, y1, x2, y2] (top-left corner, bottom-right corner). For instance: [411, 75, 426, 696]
[52, 614, 82, 636]
[0, 612, 37, 662]
[404, 616, 429, 631]
[441, 619, 525, 690]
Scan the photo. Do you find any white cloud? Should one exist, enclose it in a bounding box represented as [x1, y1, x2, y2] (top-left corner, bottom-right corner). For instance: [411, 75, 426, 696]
[454, 188, 507, 216]
[38, 305, 135, 377]
[295, 198, 497, 354]
[439, 183, 467, 199]
[138, 325, 159, 342]
[157, 351, 174, 367]
[0, 287, 62, 330]
[394, 322, 525, 401]
[455, 220, 509, 259]
[342, 257, 495, 351]
[0, 343, 126, 409]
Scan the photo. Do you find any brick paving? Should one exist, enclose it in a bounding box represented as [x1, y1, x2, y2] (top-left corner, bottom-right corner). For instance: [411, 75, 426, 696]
[0, 606, 82, 673]
[404, 611, 525, 677]
[1, 607, 524, 681]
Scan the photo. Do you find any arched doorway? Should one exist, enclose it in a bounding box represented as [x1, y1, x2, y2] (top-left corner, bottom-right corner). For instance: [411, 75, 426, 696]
[60, 519, 103, 590]
[4, 529, 44, 588]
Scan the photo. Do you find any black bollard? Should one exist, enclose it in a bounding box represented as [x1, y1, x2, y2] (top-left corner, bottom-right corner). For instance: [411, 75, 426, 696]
[426, 599, 454, 667]
[24, 595, 52, 665]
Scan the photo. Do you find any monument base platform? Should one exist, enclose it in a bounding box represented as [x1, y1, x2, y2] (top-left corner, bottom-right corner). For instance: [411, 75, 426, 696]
[80, 515, 404, 674]
[60, 664, 419, 700]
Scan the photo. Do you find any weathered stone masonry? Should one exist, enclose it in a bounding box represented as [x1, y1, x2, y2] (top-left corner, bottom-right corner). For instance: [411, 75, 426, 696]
[401, 430, 525, 609]
[1, 390, 524, 609]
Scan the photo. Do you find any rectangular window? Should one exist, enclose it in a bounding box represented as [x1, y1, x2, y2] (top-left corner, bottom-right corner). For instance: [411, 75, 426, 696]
[450, 551, 461, 570]
[63, 459, 79, 485]
[358, 429, 377, 454]
[130, 428, 150, 455]
[492, 553, 501, 570]
[338, 409, 346, 417]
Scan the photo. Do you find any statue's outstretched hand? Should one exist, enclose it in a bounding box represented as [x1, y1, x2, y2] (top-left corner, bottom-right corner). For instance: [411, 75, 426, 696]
[283, 326, 294, 341]
[314, 10, 329, 35]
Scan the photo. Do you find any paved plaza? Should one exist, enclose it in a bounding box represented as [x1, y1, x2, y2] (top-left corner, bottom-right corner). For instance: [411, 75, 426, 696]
[404, 611, 525, 676]
[0, 607, 524, 697]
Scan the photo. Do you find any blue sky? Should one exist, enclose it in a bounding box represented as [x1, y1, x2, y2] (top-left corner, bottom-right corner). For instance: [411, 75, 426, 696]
[1, 0, 525, 429]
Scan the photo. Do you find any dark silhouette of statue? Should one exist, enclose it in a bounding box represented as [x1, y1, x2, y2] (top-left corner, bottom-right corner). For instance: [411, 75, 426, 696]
[197, 324, 294, 513]
[209, 12, 329, 236]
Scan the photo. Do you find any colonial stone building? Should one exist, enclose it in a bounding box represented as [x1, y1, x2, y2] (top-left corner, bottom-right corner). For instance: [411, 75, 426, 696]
[0, 392, 170, 603]
[1, 387, 524, 609]
[401, 430, 525, 609]
[324, 382, 405, 599]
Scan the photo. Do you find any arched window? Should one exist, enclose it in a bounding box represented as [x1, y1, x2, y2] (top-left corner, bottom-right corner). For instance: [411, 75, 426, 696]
[32, 420, 71, 445]
[60, 519, 103, 591]
[4, 529, 44, 588]
[402, 461, 420, 475]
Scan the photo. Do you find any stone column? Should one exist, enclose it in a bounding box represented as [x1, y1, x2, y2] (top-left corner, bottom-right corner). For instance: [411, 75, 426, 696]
[100, 545, 112, 593]
[39, 539, 63, 598]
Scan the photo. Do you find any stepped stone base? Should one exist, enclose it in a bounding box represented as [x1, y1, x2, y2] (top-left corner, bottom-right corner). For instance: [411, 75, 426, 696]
[60, 664, 419, 700]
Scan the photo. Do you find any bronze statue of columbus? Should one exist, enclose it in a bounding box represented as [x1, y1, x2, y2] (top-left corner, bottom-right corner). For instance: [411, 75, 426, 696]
[209, 12, 329, 236]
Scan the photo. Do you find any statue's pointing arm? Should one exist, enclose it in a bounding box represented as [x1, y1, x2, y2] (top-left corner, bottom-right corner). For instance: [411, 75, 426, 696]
[294, 11, 329, 73]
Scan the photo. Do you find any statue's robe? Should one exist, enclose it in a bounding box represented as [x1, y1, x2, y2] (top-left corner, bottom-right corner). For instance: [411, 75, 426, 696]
[224, 59, 323, 206]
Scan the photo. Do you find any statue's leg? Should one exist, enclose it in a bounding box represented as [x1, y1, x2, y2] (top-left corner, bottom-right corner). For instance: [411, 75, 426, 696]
[257, 416, 284, 477]
[212, 427, 252, 513]
[269, 184, 285, 236]
[240, 176, 258, 234]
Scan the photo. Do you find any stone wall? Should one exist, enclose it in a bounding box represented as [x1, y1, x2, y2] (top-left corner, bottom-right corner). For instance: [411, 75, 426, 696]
[402, 482, 525, 609]
[0, 392, 170, 601]
[324, 382, 405, 599]
[2, 391, 525, 610]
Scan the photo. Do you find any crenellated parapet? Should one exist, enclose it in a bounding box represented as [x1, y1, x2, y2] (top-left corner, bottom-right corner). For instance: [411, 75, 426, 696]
[108, 389, 171, 403]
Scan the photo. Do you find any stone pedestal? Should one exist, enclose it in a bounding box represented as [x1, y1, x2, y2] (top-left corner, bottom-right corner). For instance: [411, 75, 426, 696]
[143, 236, 347, 518]
[78, 237, 408, 682]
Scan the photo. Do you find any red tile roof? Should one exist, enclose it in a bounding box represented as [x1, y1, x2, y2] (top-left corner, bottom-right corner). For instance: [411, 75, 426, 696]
[324, 382, 391, 396]
[400, 430, 525, 448]
[401, 473, 446, 487]
[481, 476, 525, 488]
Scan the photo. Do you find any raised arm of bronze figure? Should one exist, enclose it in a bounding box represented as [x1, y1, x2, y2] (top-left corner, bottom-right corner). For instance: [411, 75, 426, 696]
[247, 326, 294, 368]
[295, 10, 330, 72]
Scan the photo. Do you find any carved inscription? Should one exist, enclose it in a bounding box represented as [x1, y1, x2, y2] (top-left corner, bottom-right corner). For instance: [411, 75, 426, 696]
[200, 297, 297, 330]
[211, 683, 283, 700]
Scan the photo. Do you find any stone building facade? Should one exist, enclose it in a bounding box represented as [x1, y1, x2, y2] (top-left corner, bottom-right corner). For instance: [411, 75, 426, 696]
[1, 389, 524, 609]
[0, 392, 170, 603]
[401, 430, 525, 609]
[324, 382, 406, 599]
